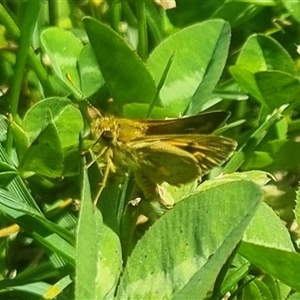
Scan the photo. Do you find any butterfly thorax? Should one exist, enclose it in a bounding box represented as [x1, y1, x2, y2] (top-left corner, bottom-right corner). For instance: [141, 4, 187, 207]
[91, 116, 149, 167]
[91, 117, 148, 144]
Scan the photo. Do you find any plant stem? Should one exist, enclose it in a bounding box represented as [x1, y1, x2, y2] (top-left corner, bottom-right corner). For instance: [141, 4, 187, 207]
[136, 0, 147, 61]
[6, 1, 42, 156]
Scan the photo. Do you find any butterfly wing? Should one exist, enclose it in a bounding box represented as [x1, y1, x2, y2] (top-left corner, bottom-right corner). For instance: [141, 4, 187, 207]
[129, 141, 201, 185]
[168, 135, 237, 174]
[141, 111, 230, 135]
[117, 111, 230, 139]
[129, 134, 236, 185]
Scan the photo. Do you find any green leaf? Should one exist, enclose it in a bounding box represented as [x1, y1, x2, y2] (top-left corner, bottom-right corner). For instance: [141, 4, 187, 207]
[261, 275, 291, 300]
[0, 144, 42, 211]
[235, 34, 296, 75]
[0, 171, 18, 188]
[52, 106, 83, 150]
[6, 116, 30, 161]
[243, 277, 274, 300]
[2, 281, 56, 297]
[123, 103, 172, 119]
[76, 167, 122, 300]
[220, 261, 251, 297]
[296, 186, 300, 228]
[200, 171, 271, 191]
[212, 2, 267, 28]
[230, 68, 300, 109]
[254, 71, 300, 109]
[43, 275, 73, 299]
[239, 203, 299, 292]
[0, 275, 73, 299]
[243, 202, 294, 251]
[279, 0, 300, 25]
[78, 44, 104, 98]
[0, 115, 7, 142]
[167, 1, 222, 27]
[224, 106, 287, 173]
[75, 168, 98, 300]
[239, 245, 300, 293]
[288, 292, 300, 300]
[147, 20, 231, 115]
[0, 188, 75, 266]
[22, 97, 83, 149]
[19, 122, 64, 178]
[83, 17, 156, 115]
[167, 1, 265, 28]
[0, 161, 18, 187]
[116, 180, 262, 299]
[263, 140, 300, 172]
[40, 27, 84, 98]
[241, 151, 273, 170]
[230, 34, 299, 110]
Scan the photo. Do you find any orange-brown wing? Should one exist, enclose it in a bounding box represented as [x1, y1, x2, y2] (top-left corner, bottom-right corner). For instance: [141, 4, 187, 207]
[168, 135, 237, 174]
[117, 111, 230, 137]
[129, 141, 201, 185]
[142, 111, 230, 135]
[128, 134, 236, 185]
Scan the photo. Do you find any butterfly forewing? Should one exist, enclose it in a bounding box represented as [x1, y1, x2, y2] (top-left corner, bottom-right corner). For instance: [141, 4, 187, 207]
[138, 111, 230, 135]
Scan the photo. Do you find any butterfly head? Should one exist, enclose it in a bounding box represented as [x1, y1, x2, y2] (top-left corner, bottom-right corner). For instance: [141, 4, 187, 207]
[91, 116, 119, 146]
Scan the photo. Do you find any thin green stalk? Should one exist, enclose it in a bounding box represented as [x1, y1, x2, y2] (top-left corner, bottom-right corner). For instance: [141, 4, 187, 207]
[224, 105, 288, 173]
[122, 2, 138, 27]
[212, 243, 240, 299]
[146, 51, 176, 118]
[0, 3, 54, 96]
[136, 0, 147, 61]
[0, 3, 19, 37]
[145, 0, 164, 45]
[111, 1, 122, 34]
[48, 0, 60, 26]
[6, 1, 41, 156]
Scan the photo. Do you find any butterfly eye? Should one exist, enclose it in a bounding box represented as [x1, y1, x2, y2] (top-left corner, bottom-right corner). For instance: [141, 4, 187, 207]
[101, 130, 114, 143]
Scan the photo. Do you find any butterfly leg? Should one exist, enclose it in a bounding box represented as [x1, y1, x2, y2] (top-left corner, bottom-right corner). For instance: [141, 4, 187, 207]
[85, 146, 108, 169]
[93, 149, 115, 206]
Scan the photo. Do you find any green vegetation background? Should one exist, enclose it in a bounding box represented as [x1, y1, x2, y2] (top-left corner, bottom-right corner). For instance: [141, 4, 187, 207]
[0, 0, 300, 299]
